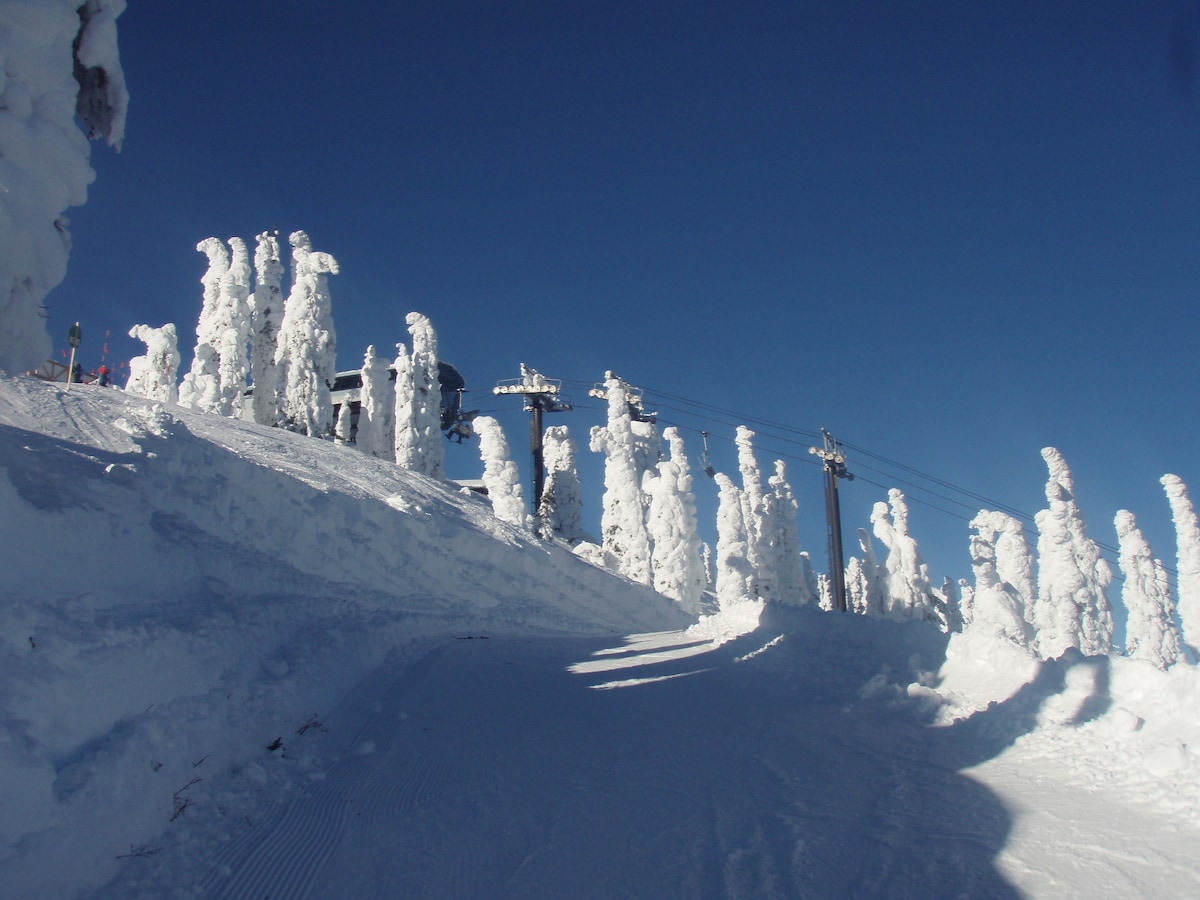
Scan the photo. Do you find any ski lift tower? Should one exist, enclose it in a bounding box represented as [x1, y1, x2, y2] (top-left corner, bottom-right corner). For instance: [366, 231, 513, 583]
[809, 429, 853, 612]
[493, 364, 572, 515]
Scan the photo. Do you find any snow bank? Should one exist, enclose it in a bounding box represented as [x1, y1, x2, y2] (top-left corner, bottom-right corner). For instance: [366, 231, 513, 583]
[0, 374, 688, 896]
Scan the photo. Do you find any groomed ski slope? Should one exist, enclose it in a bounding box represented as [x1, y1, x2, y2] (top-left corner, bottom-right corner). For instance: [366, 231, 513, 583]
[2, 376, 1199, 898]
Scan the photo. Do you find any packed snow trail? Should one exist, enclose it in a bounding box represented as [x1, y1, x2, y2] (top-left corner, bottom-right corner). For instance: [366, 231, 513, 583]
[97, 615, 1023, 899]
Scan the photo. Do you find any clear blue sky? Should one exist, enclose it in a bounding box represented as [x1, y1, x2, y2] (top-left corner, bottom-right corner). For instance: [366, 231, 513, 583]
[50, 1, 1200, 586]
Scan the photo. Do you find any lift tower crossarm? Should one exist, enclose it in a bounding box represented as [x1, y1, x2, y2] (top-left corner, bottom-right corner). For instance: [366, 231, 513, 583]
[493, 364, 572, 516]
[809, 429, 854, 613]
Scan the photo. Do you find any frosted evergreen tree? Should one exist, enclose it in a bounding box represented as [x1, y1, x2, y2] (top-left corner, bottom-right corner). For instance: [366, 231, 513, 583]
[0, 0, 127, 374]
[768, 459, 813, 605]
[394, 312, 444, 477]
[852, 528, 887, 616]
[589, 372, 652, 585]
[475, 416, 528, 529]
[1033, 447, 1113, 658]
[1161, 474, 1200, 657]
[249, 231, 284, 426]
[356, 344, 393, 460]
[646, 427, 705, 613]
[125, 323, 179, 404]
[537, 425, 585, 543]
[334, 396, 354, 444]
[214, 237, 252, 416]
[714, 472, 752, 607]
[735, 427, 774, 601]
[967, 512, 1032, 647]
[1115, 510, 1182, 670]
[275, 230, 338, 436]
[871, 489, 938, 624]
[846, 557, 869, 615]
[392, 343, 414, 461]
[178, 238, 228, 413]
[983, 510, 1037, 633]
[631, 419, 663, 489]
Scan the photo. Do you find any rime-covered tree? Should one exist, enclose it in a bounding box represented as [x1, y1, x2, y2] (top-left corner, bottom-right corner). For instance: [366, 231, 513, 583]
[178, 238, 228, 413]
[125, 323, 179, 404]
[0, 0, 127, 374]
[1115, 509, 1182, 670]
[334, 395, 354, 444]
[850, 528, 887, 616]
[249, 231, 284, 426]
[475, 415, 528, 529]
[1033, 447, 1113, 658]
[871, 489, 938, 624]
[589, 372, 652, 585]
[1161, 474, 1200, 656]
[538, 425, 585, 543]
[984, 510, 1037, 633]
[714, 472, 752, 607]
[768, 459, 814, 605]
[214, 237, 252, 415]
[646, 427, 705, 613]
[735, 427, 770, 600]
[394, 312, 444, 477]
[275, 230, 338, 436]
[967, 511, 1032, 647]
[356, 344, 393, 460]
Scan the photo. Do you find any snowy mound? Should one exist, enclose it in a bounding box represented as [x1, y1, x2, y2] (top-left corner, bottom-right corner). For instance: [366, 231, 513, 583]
[0, 375, 688, 895]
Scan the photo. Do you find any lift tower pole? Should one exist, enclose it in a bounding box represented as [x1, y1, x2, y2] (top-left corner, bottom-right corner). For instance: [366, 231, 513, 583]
[809, 429, 853, 612]
[493, 364, 571, 516]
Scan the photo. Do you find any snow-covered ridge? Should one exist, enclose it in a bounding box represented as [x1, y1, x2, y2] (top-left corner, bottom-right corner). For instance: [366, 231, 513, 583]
[0, 374, 689, 895]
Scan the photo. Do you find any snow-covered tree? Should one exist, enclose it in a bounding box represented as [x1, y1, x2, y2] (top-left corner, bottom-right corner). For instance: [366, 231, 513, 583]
[178, 238, 228, 413]
[767, 459, 814, 605]
[1161, 474, 1200, 657]
[589, 372, 652, 585]
[274, 230, 338, 436]
[249, 231, 284, 426]
[646, 427, 705, 613]
[1032, 447, 1113, 658]
[333, 395, 354, 444]
[125, 323, 179, 404]
[537, 425, 585, 543]
[850, 528, 887, 616]
[355, 344, 393, 460]
[0, 0, 127, 374]
[714, 472, 752, 607]
[984, 510, 1037, 633]
[966, 511, 1033, 647]
[475, 416, 528, 529]
[871, 489, 939, 625]
[394, 312, 444, 477]
[735, 427, 771, 600]
[1115, 509, 1182, 670]
[214, 237, 252, 415]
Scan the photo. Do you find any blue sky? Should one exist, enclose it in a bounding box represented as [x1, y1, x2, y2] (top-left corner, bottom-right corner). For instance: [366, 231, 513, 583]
[50, 1, 1200, 586]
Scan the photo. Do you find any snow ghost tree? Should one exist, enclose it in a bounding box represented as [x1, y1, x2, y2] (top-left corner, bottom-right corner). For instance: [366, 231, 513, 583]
[871, 489, 939, 625]
[249, 231, 284, 426]
[274, 231, 338, 436]
[966, 511, 1033, 648]
[984, 510, 1037, 633]
[355, 344, 393, 460]
[0, 0, 127, 374]
[538, 425, 585, 543]
[848, 528, 886, 616]
[178, 238, 228, 413]
[1161, 474, 1200, 657]
[589, 372, 652, 585]
[393, 312, 444, 477]
[125, 323, 180, 404]
[767, 459, 814, 605]
[475, 416, 528, 529]
[714, 472, 752, 607]
[215, 237, 252, 414]
[1115, 510, 1182, 670]
[333, 394, 354, 443]
[646, 427, 705, 613]
[735, 427, 771, 601]
[1032, 447, 1113, 658]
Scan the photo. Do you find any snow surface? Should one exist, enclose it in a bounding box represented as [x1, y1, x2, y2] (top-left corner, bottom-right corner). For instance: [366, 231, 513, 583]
[2, 375, 1200, 898]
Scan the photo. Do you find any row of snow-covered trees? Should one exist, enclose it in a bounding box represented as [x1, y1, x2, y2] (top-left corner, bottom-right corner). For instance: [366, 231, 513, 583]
[126, 250, 1200, 672]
